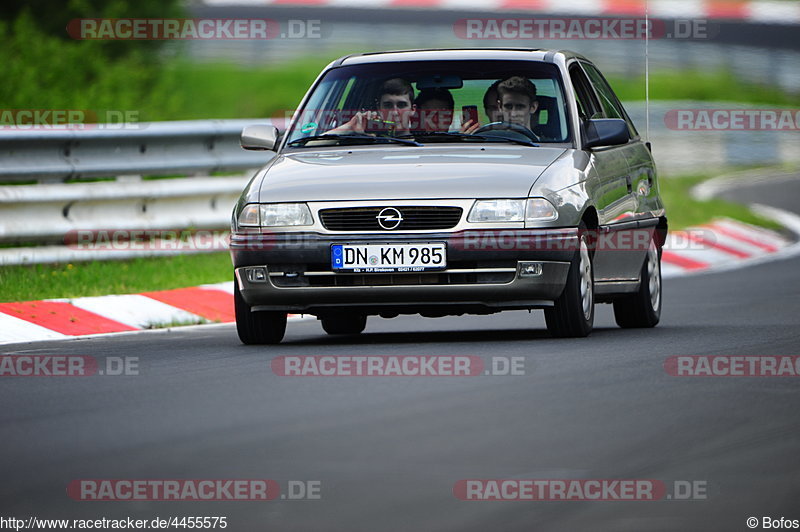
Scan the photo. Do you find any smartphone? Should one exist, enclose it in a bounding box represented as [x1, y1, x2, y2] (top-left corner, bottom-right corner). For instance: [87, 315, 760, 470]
[462, 105, 478, 126]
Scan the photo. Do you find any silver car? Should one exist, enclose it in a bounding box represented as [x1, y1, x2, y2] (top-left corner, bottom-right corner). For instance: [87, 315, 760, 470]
[231, 49, 667, 344]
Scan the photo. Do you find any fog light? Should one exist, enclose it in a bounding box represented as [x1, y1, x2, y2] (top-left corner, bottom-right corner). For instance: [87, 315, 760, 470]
[246, 267, 267, 283]
[519, 262, 543, 277]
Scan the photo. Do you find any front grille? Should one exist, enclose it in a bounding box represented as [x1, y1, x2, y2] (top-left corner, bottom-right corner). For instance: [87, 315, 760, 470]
[319, 206, 462, 231]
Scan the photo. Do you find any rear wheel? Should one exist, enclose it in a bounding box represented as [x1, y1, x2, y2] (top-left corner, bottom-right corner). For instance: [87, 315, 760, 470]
[613, 239, 662, 328]
[544, 230, 594, 338]
[234, 280, 287, 345]
[321, 313, 367, 335]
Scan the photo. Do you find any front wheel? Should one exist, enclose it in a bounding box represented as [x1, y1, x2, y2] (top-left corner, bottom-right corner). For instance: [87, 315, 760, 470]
[544, 231, 594, 338]
[234, 280, 287, 345]
[613, 239, 662, 328]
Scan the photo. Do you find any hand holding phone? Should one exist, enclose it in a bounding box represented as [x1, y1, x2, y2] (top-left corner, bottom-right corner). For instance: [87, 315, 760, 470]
[462, 105, 478, 126]
[461, 105, 480, 133]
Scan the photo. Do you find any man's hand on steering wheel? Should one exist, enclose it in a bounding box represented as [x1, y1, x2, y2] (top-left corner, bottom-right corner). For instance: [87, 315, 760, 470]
[473, 121, 541, 142]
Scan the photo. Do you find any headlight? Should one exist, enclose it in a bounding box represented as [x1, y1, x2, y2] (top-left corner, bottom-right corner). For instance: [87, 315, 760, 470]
[237, 203, 313, 227]
[468, 199, 526, 222]
[525, 198, 558, 222]
[467, 198, 558, 223]
[260, 203, 313, 226]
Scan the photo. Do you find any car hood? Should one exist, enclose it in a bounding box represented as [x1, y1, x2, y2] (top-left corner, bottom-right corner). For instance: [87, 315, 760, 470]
[257, 145, 567, 202]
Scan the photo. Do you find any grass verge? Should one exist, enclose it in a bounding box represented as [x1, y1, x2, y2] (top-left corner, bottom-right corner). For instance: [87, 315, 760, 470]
[0, 169, 788, 303]
[609, 70, 800, 106]
[658, 173, 782, 231]
[0, 253, 231, 303]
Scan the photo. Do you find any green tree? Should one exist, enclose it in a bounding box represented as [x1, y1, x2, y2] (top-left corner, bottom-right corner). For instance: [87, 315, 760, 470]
[0, 2, 186, 120]
[0, 0, 185, 38]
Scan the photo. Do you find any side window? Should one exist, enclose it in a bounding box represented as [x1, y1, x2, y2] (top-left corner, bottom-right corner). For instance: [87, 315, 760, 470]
[581, 62, 639, 137]
[582, 63, 622, 119]
[568, 64, 601, 121]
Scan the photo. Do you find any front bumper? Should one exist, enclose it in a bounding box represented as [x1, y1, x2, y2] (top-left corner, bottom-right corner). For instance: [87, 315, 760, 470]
[231, 229, 577, 313]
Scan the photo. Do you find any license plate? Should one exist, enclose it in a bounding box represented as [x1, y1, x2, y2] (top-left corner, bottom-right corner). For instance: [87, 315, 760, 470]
[331, 243, 446, 272]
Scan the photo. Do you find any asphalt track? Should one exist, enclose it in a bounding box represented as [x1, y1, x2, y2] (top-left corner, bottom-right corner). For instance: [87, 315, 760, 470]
[1, 179, 799, 531]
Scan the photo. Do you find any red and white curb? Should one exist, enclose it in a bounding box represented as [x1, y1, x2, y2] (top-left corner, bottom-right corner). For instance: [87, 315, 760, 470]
[661, 217, 792, 278]
[204, 0, 800, 25]
[0, 282, 307, 345]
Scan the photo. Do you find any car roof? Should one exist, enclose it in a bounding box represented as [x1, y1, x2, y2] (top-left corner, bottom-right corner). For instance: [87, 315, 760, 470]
[334, 48, 588, 67]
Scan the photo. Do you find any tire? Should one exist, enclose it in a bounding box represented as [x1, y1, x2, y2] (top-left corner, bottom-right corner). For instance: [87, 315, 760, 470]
[544, 229, 594, 338]
[613, 239, 662, 328]
[234, 280, 287, 345]
[321, 313, 367, 335]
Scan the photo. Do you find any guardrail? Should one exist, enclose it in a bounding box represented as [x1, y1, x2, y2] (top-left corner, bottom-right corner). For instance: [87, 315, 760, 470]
[0, 176, 250, 243]
[0, 118, 283, 183]
[0, 118, 285, 265]
[0, 176, 251, 265]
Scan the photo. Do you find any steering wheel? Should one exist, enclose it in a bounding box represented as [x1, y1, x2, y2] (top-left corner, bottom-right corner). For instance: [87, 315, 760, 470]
[474, 121, 541, 143]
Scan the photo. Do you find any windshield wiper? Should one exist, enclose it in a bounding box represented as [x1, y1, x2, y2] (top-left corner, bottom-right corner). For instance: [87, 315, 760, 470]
[402, 131, 539, 147]
[476, 136, 539, 147]
[287, 134, 420, 147]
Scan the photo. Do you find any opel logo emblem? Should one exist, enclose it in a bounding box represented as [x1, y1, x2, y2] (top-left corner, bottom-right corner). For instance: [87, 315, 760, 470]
[377, 207, 403, 230]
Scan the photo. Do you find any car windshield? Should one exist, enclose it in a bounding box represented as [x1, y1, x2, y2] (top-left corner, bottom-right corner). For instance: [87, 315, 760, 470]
[284, 59, 572, 147]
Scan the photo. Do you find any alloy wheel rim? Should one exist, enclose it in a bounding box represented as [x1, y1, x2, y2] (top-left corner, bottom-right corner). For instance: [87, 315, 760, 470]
[579, 239, 593, 320]
[648, 243, 661, 311]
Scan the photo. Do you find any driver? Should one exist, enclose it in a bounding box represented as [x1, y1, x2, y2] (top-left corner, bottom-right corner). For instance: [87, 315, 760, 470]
[496, 76, 538, 129]
[327, 78, 416, 136]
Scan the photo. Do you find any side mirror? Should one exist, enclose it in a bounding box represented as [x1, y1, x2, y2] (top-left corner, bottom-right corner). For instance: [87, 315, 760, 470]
[583, 118, 630, 149]
[241, 125, 279, 151]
